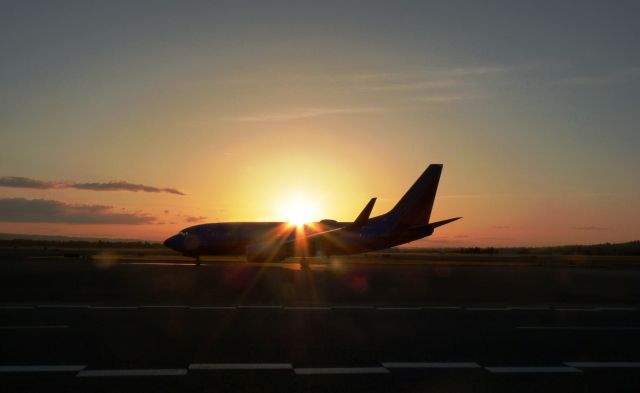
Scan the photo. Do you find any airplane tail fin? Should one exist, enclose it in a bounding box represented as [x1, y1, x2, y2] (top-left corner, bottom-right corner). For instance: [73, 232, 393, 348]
[383, 164, 443, 230]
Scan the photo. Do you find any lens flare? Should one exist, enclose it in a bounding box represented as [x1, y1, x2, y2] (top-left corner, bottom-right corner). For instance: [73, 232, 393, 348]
[280, 196, 318, 227]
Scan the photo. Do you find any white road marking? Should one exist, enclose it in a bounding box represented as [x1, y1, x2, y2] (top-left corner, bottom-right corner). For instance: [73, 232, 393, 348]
[88, 306, 139, 310]
[284, 306, 331, 310]
[122, 262, 197, 266]
[486, 366, 582, 373]
[509, 306, 551, 311]
[140, 305, 189, 309]
[77, 369, 187, 377]
[331, 305, 374, 310]
[0, 365, 85, 372]
[377, 307, 421, 311]
[382, 362, 480, 369]
[189, 306, 236, 310]
[554, 308, 594, 312]
[237, 305, 282, 309]
[189, 363, 292, 370]
[517, 326, 640, 331]
[421, 306, 462, 310]
[565, 362, 640, 368]
[465, 307, 510, 311]
[0, 325, 69, 330]
[295, 367, 389, 375]
[38, 304, 88, 309]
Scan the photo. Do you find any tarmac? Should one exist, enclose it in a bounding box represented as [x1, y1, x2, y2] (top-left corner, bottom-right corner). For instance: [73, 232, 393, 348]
[1, 256, 640, 392]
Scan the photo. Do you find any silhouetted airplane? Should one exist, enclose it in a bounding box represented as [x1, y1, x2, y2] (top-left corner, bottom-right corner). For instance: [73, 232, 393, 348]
[164, 164, 460, 265]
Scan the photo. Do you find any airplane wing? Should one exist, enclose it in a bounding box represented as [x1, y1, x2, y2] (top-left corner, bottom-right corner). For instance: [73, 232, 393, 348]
[246, 198, 376, 261]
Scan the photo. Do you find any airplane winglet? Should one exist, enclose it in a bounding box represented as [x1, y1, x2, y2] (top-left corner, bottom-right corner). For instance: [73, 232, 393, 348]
[350, 197, 377, 229]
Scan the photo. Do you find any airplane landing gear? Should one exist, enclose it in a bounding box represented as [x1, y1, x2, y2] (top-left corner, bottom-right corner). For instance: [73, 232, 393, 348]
[195, 256, 201, 266]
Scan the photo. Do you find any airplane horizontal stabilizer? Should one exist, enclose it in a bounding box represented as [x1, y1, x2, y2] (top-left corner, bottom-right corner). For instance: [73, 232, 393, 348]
[428, 217, 462, 228]
[405, 217, 461, 237]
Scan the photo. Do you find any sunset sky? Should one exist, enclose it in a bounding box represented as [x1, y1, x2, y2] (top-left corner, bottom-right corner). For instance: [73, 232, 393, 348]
[1, 1, 639, 246]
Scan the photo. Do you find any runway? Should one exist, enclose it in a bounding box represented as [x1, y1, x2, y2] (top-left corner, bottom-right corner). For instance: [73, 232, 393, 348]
[1, 258, 640, 392]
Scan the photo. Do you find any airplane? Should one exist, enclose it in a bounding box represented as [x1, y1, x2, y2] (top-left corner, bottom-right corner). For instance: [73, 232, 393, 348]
[164, 164, 460, 266]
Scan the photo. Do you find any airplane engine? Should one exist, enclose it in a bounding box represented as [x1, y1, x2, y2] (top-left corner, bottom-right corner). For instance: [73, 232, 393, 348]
[319, 219, 340, 227]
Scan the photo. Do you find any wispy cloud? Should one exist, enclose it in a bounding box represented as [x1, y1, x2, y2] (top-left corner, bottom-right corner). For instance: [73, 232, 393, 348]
[72, 181, 184, 195]
[441, 66, 512, 76]
[0, 176, 185, 195]
[353, 66, 510, 92]
[184, 215, 207, 223]
[0, 198, 156, 224]
[226, 107, 384, 122]
[0, 177, 61, 189]
[572, 226, 608, 231]
[361, 80, 457, 92]
[555, 67, 640, 87]
[556, 76, 614, 87]
[416, 94, 486, 104]
[221, 66, 509, 120]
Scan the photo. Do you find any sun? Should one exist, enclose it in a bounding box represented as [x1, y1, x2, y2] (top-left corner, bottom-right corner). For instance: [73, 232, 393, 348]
[282, 198, 318, 227]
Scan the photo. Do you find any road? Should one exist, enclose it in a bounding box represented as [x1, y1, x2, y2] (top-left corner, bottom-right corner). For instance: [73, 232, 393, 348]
[1, 258, 640, 392]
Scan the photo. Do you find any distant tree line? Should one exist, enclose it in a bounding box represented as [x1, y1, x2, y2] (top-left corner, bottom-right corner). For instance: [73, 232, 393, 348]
[401, 241, 640, 256]
[2, 239, 640, 256]
[0, 239, 164, 249]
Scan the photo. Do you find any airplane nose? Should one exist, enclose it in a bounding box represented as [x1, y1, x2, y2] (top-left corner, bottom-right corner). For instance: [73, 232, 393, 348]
[163, 234, 182, 251]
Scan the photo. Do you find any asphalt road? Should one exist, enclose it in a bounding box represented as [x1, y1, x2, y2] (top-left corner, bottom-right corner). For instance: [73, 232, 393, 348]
[1, 258, 640, 392]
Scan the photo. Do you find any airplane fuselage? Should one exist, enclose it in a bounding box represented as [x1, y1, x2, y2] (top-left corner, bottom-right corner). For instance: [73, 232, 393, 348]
[163, 164, 459, 262]
[164, 216, 434, 259]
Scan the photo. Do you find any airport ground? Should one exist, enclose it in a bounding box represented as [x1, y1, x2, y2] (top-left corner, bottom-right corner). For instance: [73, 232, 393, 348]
[1, 248, 640, 392]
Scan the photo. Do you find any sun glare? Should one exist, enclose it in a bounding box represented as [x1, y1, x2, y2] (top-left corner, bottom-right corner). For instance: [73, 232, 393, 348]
[282, 198, 318, 227]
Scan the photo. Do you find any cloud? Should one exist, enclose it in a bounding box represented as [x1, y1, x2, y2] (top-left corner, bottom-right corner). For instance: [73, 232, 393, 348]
[184, 215, 207, 223]
[0, 177, 184, 195]
[441, 66, 512, 76]
[555, 67, 640, 87]
[220, 66, 509, 121]
[0, 198, 156, 224]
[354, 66, 510, 91]
[0, 176, 61, 189]
[72, 181, 184, 195]
[226, 107, 384, 122]
[572, 226, 608, 231]
[556, 76, 614, 87]
[361, 80, 457, 92]
[416, 94, 485, 103]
